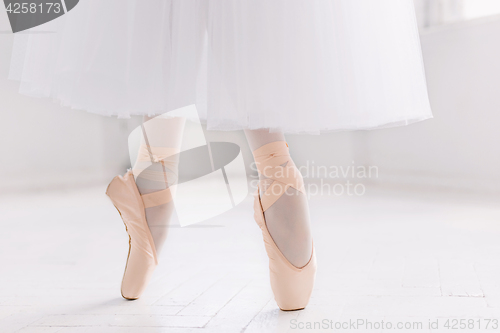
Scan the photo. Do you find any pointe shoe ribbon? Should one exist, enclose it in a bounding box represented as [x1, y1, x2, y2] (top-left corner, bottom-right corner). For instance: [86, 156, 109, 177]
[252, 141, 316, 311]
[136, 145, 179, 164]
[133, 145, 179, 185]
[252, 141, 305, 211]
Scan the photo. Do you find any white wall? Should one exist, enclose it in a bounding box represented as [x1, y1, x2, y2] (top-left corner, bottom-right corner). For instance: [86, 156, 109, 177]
[356, 17, 500, 193]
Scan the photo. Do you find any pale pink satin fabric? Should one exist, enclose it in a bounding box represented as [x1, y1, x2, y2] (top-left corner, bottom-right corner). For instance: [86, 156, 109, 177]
[252, 141, 316, 310]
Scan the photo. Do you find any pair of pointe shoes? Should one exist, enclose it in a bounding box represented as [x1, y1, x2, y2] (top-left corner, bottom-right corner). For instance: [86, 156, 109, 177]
[105, 141, 316, 310]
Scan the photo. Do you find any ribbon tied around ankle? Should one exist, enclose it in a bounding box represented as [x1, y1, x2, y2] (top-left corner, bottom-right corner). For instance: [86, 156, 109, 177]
[252, 141, 306, 212]
[133, 145, 180, 185]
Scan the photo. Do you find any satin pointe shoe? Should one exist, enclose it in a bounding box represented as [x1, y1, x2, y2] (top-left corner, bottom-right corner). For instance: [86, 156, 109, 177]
[106, 169, 173, 300]
[252, 141, 317, 311]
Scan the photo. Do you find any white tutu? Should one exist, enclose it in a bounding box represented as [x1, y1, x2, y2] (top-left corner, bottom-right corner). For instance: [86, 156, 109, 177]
[10, 0, 432, 134]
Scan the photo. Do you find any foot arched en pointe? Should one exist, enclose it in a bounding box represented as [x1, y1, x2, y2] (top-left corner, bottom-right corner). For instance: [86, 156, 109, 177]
[248, 137, 317, 311]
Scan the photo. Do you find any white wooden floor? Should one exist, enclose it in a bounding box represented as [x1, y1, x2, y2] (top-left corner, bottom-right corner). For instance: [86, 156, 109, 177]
[1, 183, 500, 332]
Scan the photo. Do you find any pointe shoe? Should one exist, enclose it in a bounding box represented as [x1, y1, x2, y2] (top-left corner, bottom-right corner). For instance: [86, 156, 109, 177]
[106, 169, 173, 300]
[252, 141, 317, 311]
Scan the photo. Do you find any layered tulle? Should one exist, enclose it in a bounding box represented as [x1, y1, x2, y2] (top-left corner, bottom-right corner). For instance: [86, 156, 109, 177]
[10, 0, 432, 133]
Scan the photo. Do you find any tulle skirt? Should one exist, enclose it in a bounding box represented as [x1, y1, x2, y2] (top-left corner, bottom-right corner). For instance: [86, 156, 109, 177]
[10, 0, 432, 134]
